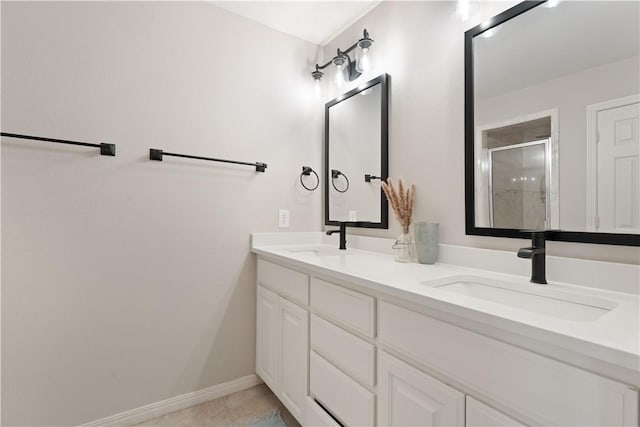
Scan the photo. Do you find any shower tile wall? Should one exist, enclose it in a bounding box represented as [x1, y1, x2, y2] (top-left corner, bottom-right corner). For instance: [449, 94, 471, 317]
[491, 144, 546, 229]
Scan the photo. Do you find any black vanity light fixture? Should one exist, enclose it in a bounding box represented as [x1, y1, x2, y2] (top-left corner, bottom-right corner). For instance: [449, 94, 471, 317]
[312, 29, 373, 87]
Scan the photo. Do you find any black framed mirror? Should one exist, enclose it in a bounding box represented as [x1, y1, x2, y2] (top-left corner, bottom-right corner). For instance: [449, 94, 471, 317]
[465, 1, 640, 246]
[325, 73, 389, 228]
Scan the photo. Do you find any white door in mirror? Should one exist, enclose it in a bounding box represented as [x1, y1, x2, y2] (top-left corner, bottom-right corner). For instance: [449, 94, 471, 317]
[595, 100, 640, 233]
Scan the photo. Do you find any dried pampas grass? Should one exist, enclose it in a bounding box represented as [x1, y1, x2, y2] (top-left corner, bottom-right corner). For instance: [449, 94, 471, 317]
[381, 177, 415, 234]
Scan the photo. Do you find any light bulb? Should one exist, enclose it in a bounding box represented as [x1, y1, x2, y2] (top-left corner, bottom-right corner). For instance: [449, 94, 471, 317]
[333, 55, 347, 86]
[356, 30, 373, 74]
[357, 49, 370, 73]
[456, 0, 470, 21]
[311, 69, 324, 96]
[335, 68, 344, 87]
[333, 55, 346, 72]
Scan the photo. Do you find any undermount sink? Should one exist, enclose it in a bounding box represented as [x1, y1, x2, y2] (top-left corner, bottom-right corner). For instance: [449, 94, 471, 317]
[286, 247, 343, 257]
[423, 275, 617, 322]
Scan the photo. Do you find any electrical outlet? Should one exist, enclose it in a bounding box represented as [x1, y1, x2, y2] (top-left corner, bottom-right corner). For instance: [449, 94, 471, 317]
[348, 210, 357, 221]
[278, 209, 290, 228]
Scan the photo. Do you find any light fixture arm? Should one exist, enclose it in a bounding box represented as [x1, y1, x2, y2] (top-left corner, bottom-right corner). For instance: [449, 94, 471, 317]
[311, 29, 373, 82]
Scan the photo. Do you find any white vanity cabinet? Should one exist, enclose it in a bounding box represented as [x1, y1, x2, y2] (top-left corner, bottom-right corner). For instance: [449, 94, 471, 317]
[254, 255, 639, 427]
[256, 260, 309, 424]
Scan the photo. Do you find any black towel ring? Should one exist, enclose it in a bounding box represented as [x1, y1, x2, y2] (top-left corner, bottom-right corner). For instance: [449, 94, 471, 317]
[300, 166, 319, 191]
[331, 169, 350, 193]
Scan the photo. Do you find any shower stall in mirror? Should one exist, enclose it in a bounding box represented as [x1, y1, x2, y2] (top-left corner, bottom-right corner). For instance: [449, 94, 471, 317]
[489, 140, 548, 229]
[474, 113, 559, 231]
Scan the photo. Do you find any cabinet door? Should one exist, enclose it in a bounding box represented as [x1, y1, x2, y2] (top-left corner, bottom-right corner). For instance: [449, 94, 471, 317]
[256, 285, 279, 392]
[378, 351, 465, 427]
[466, 396, 524, 427]
[279, 297, 309, 423]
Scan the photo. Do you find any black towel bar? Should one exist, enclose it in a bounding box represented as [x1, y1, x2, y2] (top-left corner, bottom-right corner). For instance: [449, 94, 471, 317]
[149, 149, 266, 172]
[1, 132, 116, 156]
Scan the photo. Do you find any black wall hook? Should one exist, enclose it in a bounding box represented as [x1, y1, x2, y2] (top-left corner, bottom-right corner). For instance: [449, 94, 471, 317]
[364, 174, 381, 182]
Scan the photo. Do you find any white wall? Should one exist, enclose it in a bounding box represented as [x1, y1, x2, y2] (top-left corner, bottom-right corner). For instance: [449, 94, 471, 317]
[1, 2, 321, 425]
[323, 1, 640, 264]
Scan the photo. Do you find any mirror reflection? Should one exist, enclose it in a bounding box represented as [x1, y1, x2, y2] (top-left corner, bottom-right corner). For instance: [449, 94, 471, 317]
[325, 74, 388, 227]
[473, 1, 639, 234]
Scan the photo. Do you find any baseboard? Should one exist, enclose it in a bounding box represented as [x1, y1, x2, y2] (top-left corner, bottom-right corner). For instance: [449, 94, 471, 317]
[78, 374, 263, 427]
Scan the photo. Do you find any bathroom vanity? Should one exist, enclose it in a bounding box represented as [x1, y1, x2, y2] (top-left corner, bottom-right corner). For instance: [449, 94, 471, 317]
[252, 0, 640, 425]
[252, 233, 639, 427]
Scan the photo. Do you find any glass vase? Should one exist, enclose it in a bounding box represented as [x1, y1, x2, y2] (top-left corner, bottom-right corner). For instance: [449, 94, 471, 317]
[392, 231, 415, 263]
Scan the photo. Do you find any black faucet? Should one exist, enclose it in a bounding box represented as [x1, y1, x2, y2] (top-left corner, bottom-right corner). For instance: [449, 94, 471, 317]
[326, 222, 347, 250]
[517, 231, 547, 284]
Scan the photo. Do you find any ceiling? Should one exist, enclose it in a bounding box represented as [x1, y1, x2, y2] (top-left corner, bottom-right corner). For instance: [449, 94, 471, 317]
[212, 1, 381, 46]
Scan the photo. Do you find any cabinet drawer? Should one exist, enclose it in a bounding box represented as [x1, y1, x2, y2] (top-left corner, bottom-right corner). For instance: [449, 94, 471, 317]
[258, 259, 309, 305]
[379, 301, 638, 426]
[466, 396, 524, 427]
[304, 397, 340, 427]
[310, 351, 375, 426]
[311, 314, 375, 387]
[310, 277, 375, 338]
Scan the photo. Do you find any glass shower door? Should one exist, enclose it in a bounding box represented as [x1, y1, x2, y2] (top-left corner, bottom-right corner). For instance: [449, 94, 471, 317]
[489, 140, 548, 229]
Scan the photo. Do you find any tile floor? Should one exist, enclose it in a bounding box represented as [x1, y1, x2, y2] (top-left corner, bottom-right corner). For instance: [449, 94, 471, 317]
[135, 384, 300, 427]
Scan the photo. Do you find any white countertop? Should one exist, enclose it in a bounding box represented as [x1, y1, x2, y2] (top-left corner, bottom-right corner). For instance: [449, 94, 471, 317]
[251, 232, 640, 386]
